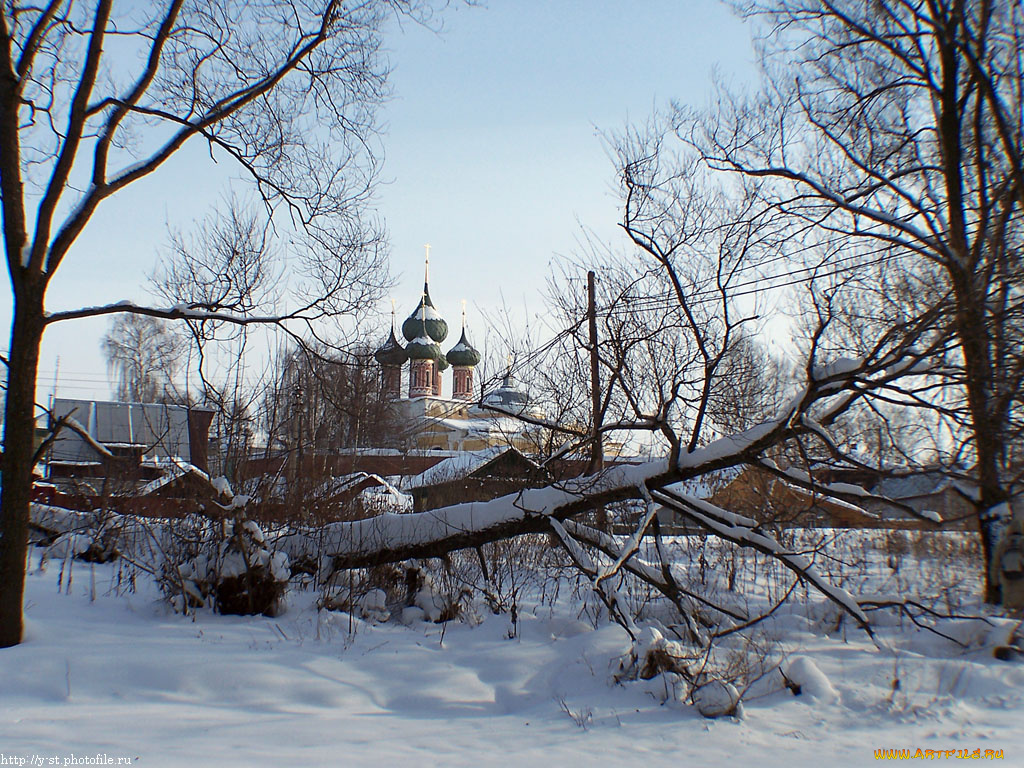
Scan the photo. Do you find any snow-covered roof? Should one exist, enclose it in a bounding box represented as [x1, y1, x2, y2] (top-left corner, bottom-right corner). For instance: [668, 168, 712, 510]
[357, 483, 414, 512]
[137, 459, 212, 497]
[871, 472, 974, 500]
[662, 466, 744, 500]
[405, 447, 513, 489]
[314, 472, 388, 499]
[435, 417, 513, 436]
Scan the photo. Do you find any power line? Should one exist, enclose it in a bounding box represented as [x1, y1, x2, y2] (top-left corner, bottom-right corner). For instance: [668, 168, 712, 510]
[599, 246, 910, 318]
[601, 214, 1023, 318]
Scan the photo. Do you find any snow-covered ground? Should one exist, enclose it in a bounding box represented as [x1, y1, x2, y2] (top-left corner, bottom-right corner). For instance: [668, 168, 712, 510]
[2, 532, 1023, 768]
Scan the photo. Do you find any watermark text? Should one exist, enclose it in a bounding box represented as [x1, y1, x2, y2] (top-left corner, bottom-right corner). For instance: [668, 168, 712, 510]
[0, 755, 133, 766]
[875, 748, 1005, 760]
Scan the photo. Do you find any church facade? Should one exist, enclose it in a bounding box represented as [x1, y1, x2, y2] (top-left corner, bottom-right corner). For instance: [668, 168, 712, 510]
[374, 256, 545, 453]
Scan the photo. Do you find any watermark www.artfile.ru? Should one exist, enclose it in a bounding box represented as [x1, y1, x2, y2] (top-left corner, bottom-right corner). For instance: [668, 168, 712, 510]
[874, 748, 1004, 760]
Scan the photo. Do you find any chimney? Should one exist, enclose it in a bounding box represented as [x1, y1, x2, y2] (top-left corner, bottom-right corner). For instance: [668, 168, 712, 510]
[187, 407, 216, 473]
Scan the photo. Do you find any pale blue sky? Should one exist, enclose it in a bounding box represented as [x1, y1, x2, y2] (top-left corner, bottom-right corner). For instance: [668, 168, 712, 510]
[4, 0, 755, 402]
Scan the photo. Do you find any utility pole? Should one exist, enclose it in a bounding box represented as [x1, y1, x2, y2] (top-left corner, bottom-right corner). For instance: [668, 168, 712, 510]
[587, 270, 607, 531]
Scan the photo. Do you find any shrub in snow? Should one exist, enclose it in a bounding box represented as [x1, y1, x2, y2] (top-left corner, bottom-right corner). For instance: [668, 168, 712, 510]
[42, 510, 121, 564]
[405, 564, 475, 623]
[321, 561, 482, 625]
[692, 679, 743, 718]
[46, 532, 93, 561]
[320, 562, 402, 616]
[358, 588, 390, 623]
[165, 518, 290, 617]
[215, 520, 290, 616]
[400, 605, 427, 624]
[615, 627, 690, 682]
[320, 584, 392, 623]
[781, 655, 839, 703]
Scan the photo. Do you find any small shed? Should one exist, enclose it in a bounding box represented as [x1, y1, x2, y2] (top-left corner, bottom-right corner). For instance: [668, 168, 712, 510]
[405, 446, 550, 512]
[862, 472, 977, 528]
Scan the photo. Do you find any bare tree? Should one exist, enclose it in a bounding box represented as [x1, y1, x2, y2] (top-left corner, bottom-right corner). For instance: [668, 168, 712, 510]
[263, 341, 404, 457]
[530, 129, 795, 469]
[0, 0, 432, 647]
[385, 132, 941, 649]
[102, 314, 183, 403]
[670, 0, 1024, 602]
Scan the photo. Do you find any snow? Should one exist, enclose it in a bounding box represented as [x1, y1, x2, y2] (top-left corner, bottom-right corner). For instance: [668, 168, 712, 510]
[4, 530, 1024, 767]
[405, 446, 510, 488]
[812, 357, 862, 381]
[240, 519, 265, 543]
[44, 532, 93, 560]
[136, 460, 212, 497]
[662, 466, 743, 500]
[212, 476, 233, 497]
[419, 303, 444, 321]
[692, 680, 742, 718]
[782, 656, 839, 703]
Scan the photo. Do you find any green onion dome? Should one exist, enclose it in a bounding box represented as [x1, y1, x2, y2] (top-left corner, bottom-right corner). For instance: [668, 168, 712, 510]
[401, 286, 449, 344]
[405, 333, 443, 362]
[446, 328, 481, 367]
[374, 327, 408, 367]
[436, 353, 450, 372]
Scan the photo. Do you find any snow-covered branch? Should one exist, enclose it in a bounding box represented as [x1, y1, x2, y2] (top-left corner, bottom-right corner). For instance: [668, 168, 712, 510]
[44, 300, 302, 327]
[650, 487, 871, 632]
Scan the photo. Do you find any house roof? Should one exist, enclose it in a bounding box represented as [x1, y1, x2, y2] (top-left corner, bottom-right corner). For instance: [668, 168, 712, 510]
[662, 466, 744, 501]
[404, 446, 541, 489]
[137, 459, 213, 497]
[49, 398, 194, 465]
[871, 471, 977, 501]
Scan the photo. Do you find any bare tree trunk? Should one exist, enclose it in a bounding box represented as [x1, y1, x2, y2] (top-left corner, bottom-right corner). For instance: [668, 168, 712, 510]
[0, 288, 44, 647]
[587, 270, 606, 531]
[954, 279, 1008, 602]
[932, 18, 1011, 602]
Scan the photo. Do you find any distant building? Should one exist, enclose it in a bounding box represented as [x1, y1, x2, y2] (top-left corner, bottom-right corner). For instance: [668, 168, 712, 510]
[373, 254, 547, 453]
[403, 446, 550, 512]
[862, 471, 977, 527]
[46, 397, 215, 486]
